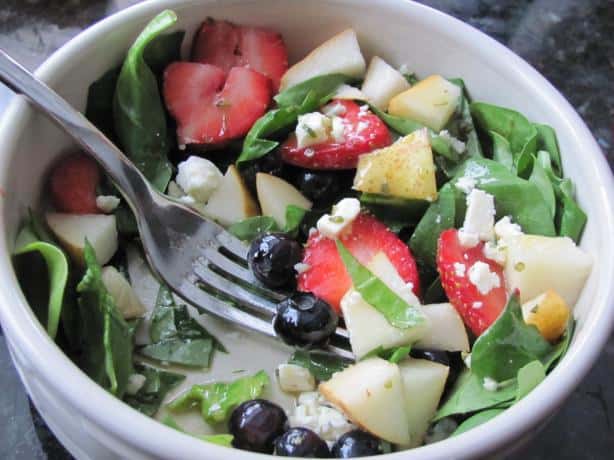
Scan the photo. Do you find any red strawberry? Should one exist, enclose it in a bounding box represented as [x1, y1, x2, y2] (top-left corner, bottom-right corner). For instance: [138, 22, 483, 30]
[437, 229, 507, 336]
[298, 213, 420, 313]
[192, 19, 288, 91]
[49, 153, 101, 214]
[280, 100, 392, 169]
[163, 63, 271, 146]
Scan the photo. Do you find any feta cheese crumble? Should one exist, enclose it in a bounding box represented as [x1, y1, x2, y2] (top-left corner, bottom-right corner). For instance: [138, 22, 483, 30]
[455, 176, 476, 194]
[483, 241, 506, 265]
[483, 377, 499, 392]
[277, 364, 316, 393]
[316, 198, 361, 239]
[458, 189, 496, 247]
[176, 156, 223, 203]
[322, 102, 347, 117]
[294, 262, 311, 274]
[468, 261, 501, 295]
[96, 195, 120, 213]
[494, 216, 523, 240]
[453, 262, 466, 277]
[438, 130, 466, 154]
[125, 373, 146, 395]
[289, 392, 355, 444]
[472, 301, 483, 309]
[330, 117, 346, 143]
[296, 112, 332, 148]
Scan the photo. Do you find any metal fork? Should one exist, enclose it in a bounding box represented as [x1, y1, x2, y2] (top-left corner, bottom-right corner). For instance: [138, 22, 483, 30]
[0, 50, 352, 359]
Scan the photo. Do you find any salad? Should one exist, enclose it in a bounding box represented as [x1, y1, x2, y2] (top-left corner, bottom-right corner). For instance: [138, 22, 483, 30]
[13, 9, 593, 458]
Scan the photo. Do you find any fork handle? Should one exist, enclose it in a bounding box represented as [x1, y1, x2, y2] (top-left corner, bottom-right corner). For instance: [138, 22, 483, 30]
[0, 49, 153, 215]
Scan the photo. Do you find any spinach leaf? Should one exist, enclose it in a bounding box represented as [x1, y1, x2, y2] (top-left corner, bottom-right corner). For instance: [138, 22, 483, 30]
[77, 241, 134, 397]
[123, 364, 185, 416]
[515, 360, 546, 401]
[423, 276, 447, 304]
[336, 241, 426, 329]
[228, 216, 280, 241]
[113, 10, 177, 191]
[470, 102, 538, 158]
[471, 294, 553, 382]
[534, 123, 562, 175]
[452, 408, 505, 436]
[359, 193, 429, 225]
[403, 72, 419, 85]
[409, 183, 458, 268]
[490, 131, 514, 171]
[455, 90, 483, 159]
[163, 415, 234, 446]
[528, 154, 556, 217]
[543, 318, 575, 369]
[140, 285, 225, 367]
[284, 205, 307, 237]
[434, 370, 516, 420]
[85, 67, 121, 141]
[142, 30, 184, 75]
[454, 158, 556, 236]
[237, 74, 353, 165]
[362, 345, 411, 364]
[168, 370, 269, 423]
[288, 349, 353, 381]
[14, 240, 68, 339]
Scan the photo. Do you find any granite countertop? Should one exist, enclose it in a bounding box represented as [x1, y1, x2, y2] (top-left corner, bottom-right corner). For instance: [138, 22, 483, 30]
[0, 1, 612, 459]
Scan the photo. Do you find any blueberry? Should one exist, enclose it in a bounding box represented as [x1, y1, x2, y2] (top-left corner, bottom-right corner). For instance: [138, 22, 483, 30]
[239, 151, 285, 193]
[247, 233, 303, 288]
[229, 399, 288, 453]
[331, 430, 383, 458]
[274, 292, 338, 347]
[274, 427, 331, 457]
[410, 349, 450, 367]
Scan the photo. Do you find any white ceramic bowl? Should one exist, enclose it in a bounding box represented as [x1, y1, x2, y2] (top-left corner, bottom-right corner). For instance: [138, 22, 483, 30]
[1, 0, 613, 458]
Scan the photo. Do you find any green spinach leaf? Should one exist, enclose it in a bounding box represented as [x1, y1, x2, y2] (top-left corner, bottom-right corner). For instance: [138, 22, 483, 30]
[113, 10, 177, 191]
[228, 216, 280, 241]
[362, 345, 411, 364]
[140, 285, 225, 367]
[288, 349, 353, 381]
[543, 317, 575, 369]
[163, 415, 234, 446]
[86, 67, 121, 141]
[274, 74, 352, 108]
[490, 131, 514, 171]
[123, 364, 185, 416]
[515, 360, 546, 401]
[168, 370, 269, 423]
[528, 154, 556, 217]
[336, 241, 426, 329]
[452, 408, 505, 436]
[77, 241, 134, 397]
[471, 294, 553, 382]
[534, 123, 562, 175]
[284, 205, 307, 237]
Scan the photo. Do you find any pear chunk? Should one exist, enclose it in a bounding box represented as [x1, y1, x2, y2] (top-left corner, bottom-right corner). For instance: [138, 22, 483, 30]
[46, 213, 118, 266]
[388, 74, 461, 131]
[101, 266, 146, 319]
[504, 235, 592, 306]
[256, 173, 312, 228]
[416, 303, 470, 352]
[280, 29, 366, 91]
[398, 358, 449, 447]
[353, 129, 437, 202]
[319, 358, 411, 445]
[361, 56, 410, 110]
[204, 165, 259, 226]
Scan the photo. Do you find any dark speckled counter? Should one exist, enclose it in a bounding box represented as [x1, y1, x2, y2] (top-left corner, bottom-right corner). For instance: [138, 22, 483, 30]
[0, 1, 613, 458]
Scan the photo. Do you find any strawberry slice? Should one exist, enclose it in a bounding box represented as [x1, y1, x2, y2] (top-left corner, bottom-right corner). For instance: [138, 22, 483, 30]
[49, 153, 101, 214]
[192, 19, 288, 91]
[163, 62, 271, 146]
[437, 229, 507, 336]
[298, 213, 420, 313]
[280, 100, 392, 169]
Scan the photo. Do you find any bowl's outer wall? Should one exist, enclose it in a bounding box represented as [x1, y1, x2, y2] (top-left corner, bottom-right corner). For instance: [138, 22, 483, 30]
[0, 0, 613, 459]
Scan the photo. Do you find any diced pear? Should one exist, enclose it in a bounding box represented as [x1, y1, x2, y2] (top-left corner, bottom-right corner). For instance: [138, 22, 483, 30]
[204, 165, 259, 226]
[504, 235, 592, 306]
[332, 84, 369, 102]
[353, 128, 437, 201]
[319, 358, 411, 444]
[46, 213, 118, 266]
[367, 252, 420, 305]
[361, 56, 410, 110]
[101, 266, 146, 319]
[280, 29, 366, 91]
[522, 290, 570, 342]
[398, 358, 449, 448]
[256, 173, 312, 228]
[388, 75, 461, 131]
[416, 303, 470, 352]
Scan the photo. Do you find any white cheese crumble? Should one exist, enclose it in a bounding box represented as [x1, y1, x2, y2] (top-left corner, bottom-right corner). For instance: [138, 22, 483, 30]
[294, 262, 311, 274]
[483, 241, 506, 265]
[356, 121, 369, 134]
[316, 198, 361, 239]
[277, 364, 316, 393]
[483, 377, 499, 392]
[494, 216, 523, 240]
[289, 392, 355, 444]
[438, 130, 466, 154]
[453, 262, 466, 277]
[125, 373, 146, 395]
[455, 176, 476, 194]
[468, 261, 501, 295]
[463, 353, 472, 369]
[296, 112, 332, 148]
[322, 102, 347, 117]
[96, 195, 120, 213]
[167, 180, 184, 198]
[458, 189, 496, 247]
[472, 301, 483, 309]
[176, 156, 223, 203]
[331, 117, 345, 143]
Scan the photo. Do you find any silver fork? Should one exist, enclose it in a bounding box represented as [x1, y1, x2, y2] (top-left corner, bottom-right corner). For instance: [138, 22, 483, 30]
[0, 50, 352, 359]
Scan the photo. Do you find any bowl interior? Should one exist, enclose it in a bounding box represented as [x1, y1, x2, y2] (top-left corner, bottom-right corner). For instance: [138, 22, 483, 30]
[0, 0, 612, 458]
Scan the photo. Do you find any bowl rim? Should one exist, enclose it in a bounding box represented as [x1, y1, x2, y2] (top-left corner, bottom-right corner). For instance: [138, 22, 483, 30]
[0, 0, 613, 459]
